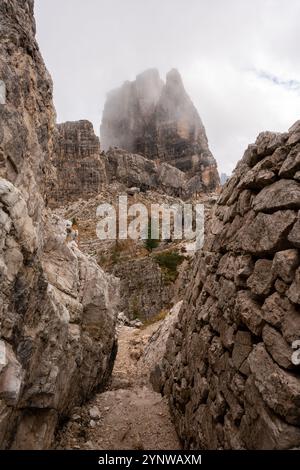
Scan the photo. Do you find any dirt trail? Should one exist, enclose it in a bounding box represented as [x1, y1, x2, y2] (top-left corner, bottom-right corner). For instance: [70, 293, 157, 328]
[56, 324, 181, 450]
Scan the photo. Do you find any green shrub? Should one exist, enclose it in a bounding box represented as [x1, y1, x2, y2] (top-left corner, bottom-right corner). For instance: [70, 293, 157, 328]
[144, 220, 160, 252]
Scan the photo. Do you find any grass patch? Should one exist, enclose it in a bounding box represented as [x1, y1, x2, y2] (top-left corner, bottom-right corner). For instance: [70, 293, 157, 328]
[141, 309, 169, 329]
[154, 251, 185, 284]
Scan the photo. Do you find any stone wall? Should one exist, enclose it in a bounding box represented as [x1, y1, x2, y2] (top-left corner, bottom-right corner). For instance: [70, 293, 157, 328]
[160, 122, 300, 449]
[0, 0, 119, 449]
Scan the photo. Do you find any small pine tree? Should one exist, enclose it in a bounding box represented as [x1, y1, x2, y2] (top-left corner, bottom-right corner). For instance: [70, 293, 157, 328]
[145, 220, 159, 252]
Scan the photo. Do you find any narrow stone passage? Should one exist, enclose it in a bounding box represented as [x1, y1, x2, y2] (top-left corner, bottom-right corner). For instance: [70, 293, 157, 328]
[56, 324, 181, 450]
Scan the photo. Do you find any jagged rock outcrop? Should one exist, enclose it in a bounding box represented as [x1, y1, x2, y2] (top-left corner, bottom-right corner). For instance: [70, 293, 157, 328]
[49, 122, 209, 207]
[101, 69, 220, 191]
[159, 122, 300, 449]
[104, 148, 204, 198]
[0, 0, 118, 449]
[48, 121, 107, 207]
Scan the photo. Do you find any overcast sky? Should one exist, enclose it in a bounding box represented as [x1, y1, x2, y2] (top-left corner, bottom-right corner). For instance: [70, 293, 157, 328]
[35, 0, 300, 175]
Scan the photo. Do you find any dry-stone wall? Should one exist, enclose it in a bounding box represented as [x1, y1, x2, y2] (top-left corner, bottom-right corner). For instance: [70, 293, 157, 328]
[160, 122, 300, 449]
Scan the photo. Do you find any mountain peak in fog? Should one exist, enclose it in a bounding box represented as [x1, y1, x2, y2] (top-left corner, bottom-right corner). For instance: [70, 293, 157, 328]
[100, 68, 220, 190]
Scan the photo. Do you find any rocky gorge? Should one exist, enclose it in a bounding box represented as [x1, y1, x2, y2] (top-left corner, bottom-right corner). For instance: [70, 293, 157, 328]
[0, 0, 300, 453]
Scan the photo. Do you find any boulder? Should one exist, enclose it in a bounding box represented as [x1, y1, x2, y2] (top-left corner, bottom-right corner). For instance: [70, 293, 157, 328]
[247, 259, 275, 296]
[287, 121, 300, 145]
[279, 144, 300, 177]
[234, 291, 264, 335]
[272, 249, 299, 283]
[287, 267, 300, 304]
[248, 344, 300, 425]
[253, 179, 300, 213]
[230, 210, 296, 255]
[262, 325, 294, 369]
[288, 211, 300, 247]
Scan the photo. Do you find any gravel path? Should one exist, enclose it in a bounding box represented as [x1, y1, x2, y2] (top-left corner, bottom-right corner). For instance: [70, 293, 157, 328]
[56, 324, 181, 450]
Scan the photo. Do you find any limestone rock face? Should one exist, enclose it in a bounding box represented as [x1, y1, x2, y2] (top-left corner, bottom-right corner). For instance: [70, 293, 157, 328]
[48, 121, 107, 207]
[49, 122, 206, 205]
[49, 69, 220, 205]
[101, 69, 219, 191]
[140, 301, 183, 392]
[0, 0, 53, 220]
[111, 257, 174, 321]
[104, 148, 200, 198]
[160, 124, 300, 449]
[0, 0, 118, 449]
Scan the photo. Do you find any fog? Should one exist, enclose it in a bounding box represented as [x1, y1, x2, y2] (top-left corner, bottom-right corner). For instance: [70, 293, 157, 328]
[35, 0, 300, 175]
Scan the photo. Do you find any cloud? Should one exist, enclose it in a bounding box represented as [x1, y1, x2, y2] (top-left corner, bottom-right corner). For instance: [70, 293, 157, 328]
[34, 0, 300, 175]
[253, 69, 300, 93]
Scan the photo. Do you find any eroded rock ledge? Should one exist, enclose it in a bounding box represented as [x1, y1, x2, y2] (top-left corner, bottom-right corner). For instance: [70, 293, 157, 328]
[160, 122, 300, 449]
